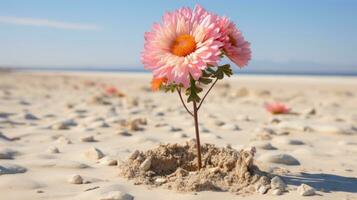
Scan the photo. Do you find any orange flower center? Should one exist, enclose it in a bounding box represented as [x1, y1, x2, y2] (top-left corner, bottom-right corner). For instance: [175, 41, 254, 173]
[171, 34, 197, 57]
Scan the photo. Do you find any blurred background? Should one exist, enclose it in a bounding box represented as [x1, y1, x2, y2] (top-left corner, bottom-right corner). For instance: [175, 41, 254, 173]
[1, 0, 356, 76]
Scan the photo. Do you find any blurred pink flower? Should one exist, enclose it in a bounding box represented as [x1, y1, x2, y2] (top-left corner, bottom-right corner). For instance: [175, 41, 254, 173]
[264, 102, 290, 114]
[216, 16, 251, 67]
[141, 5, 223, 88]
[105, 86, 125, 97]
[105, 86, 118, 95]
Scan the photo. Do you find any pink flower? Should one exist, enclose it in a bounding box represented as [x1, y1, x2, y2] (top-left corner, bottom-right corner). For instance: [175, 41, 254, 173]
[141, 5, 223, 88]
[105, 86, 126, 97]
[105, 86, 118, 95]
[264, 102, 290, 114]
[216, 16, 251, 67]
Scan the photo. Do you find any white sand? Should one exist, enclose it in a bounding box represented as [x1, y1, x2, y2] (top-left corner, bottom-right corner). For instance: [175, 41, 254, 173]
[0, 71, 356, 200]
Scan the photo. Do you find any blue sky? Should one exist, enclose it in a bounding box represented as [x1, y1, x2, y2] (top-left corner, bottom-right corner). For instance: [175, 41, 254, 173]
[1, 0, 357, 72]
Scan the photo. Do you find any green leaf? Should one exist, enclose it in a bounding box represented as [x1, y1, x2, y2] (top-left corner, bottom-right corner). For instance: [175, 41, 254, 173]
[215, 68, 224, 79]
[211, 64, 233, 79]
[187, 91, 201, 103]
[201, 70, 209, 77]
[185, 88, 190, 96]
[198, 77, 213, 85]
[186, 76, 202, 103]
[206, 67, 216, 74]
[196, 86, 203, 93]
[221, 64, 233, 77]
[161, 83, 178, 93]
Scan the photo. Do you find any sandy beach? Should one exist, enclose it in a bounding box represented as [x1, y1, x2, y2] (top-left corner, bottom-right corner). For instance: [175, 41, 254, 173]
[0, 71, 356, 200]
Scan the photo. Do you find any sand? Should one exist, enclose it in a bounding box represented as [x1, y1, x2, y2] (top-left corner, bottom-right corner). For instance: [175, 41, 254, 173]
[0, 71, 357, 200]
[118, 141, 269, 194]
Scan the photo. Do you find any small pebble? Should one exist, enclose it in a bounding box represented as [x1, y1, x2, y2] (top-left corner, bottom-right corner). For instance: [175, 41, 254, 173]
[51, 122, 69, 130]
[99, 156, 117, 166]
[257, 185, 269, 194]
[47, 146, 60, 154]
[0, 163, 27, 175]
[170, 126, 182, 132]
[99, 191, 134, 200]
[270, 176, 286, 191]
[84, 147, 105, 160]
[24, 113, 39, 120]
[56, 136, 72, 144]
[259, 153, 300, 165]
[80, 135, 95, 142]
[117, 130, 132, 136]
[297, 183, 316, 196]
[0, 148, 18, 159]
[129, 150, 139, 160]
[249, 141, 277, 150]
[272, 188, 283, 195]
[155, 178, 167, 184]
[140, 157, 152, 171]
[67, 174, 83, 184]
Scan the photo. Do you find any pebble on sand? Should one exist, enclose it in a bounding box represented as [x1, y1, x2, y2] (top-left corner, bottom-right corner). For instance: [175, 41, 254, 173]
[214, 120, 225, 126]
[273, 137, 304, 145]
[117, 130, 132, 136]
[155, 177, 167, 184]
[56, 136, 72, 144]
[303, 107, 316, 115]
[0, 163, 27, 175]
[84, 147, 105, 160]
[271, 188, 283, 195]
[248, 141, 277, 150]
[221, 123, 240, 131]
[236, 114, 252, 122]
[126, 118, 147, 131]
[257, 185, 270, 194]
[51, 122, 69, 130]
[297, 183, 316, 196]
[270, 176, 286, 191]
[277, 121, 309, 132]
[0, 148, 19, 159]
[51, 119, 77, 130]
[67, 174, 83, 184]
[24, 113, 39, 120]
[99, 191, 134, 200]
[170, 126, 182, 132]
[90, 121, 110, 128]
[47, 146, 60, 154]
[80, 135, 96, 142]
[254, 127, 277, 140]
[259, 153, 300, 165]
[173, 132, 188, 139]
[140, 157, 152, 171]
[99, 156, 118, 166]
[128, 150, 139, 160]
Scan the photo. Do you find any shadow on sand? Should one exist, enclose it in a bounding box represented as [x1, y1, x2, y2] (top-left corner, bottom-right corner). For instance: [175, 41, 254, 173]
[282, 172, 357, 193]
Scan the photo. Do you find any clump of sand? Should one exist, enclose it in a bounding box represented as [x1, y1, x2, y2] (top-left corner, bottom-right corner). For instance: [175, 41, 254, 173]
[119, 140, 270, 194]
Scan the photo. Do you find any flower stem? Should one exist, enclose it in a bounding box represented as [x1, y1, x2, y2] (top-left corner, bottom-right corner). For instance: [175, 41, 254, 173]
[197, 78, 218, 111]
[177, 88, 193, 117]
[193, 100, 202, 170]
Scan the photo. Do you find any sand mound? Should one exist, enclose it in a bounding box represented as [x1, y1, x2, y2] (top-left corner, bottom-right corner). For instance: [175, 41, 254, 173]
[119, 140, 270, 194]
